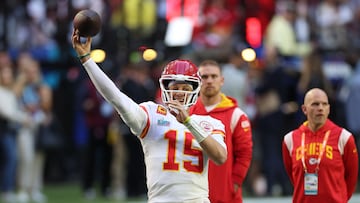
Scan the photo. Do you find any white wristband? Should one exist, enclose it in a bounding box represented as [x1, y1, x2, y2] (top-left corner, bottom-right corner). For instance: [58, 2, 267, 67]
[184, 117, 207, 143]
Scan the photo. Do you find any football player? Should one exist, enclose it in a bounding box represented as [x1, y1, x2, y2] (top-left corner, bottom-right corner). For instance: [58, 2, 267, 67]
[72, 29, 227, 203]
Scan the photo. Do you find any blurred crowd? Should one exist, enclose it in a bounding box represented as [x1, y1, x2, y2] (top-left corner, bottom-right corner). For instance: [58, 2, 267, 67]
[1, 0, 360, 202]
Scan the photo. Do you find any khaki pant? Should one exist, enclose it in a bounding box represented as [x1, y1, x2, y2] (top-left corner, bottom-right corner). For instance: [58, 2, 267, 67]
[17, 127, 45, 194]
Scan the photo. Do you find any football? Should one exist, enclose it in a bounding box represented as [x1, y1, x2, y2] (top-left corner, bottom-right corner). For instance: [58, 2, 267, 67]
[73, 9, 101, 37]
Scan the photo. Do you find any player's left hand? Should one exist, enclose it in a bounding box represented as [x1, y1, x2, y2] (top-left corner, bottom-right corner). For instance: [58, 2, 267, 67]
[166, 100, 189, 123]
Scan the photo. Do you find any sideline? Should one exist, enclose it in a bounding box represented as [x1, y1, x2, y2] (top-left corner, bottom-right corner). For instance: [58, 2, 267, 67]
[128, 194, 360, 203]
[243, 194, 360, 203]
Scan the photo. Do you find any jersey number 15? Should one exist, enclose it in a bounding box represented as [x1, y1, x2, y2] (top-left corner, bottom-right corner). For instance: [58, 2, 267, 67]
[163, 130, 204, 173]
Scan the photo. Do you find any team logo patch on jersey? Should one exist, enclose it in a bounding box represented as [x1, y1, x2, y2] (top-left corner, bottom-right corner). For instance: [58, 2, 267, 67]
[241, 120, 250, 128]
[157, 118, 170, 126]
[156, 105, 167, 115]
[200, 121, 214, 132]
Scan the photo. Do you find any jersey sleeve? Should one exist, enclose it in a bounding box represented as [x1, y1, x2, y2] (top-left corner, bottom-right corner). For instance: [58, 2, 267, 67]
[190, 114, 226, 148]
[282, 132, 294, 185]
[208, 116, 227, 149]
[232, 113, 253, 185]
[82, 59, 147, 135]
[342, 132, 358, 200]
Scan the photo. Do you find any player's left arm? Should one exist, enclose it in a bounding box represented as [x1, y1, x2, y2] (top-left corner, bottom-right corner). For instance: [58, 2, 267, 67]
[232, 113, 253, 186]
[342, 133, 359, 200]
[199, 130, 227, 165]
[185, 116, 227, 165]
[167, 100, 227, 165]
[166, 100, 227, 165]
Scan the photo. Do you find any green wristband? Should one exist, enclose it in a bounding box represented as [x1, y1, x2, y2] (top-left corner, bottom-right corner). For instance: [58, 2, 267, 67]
[184, 116, 191, 124]
[78, 52, 90, 59]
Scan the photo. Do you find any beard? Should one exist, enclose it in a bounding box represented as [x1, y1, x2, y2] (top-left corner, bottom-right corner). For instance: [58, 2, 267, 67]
[202, 87, 219, 98]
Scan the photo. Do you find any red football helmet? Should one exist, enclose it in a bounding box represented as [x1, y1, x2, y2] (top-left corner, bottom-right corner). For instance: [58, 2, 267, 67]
[159, 59, 201, 108]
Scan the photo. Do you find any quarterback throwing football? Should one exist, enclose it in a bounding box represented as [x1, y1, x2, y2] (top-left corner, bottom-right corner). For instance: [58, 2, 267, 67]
[72, 29, 227, 203]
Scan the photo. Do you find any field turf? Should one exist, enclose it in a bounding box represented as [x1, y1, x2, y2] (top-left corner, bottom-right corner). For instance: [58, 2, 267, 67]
[43, 182, 146, 203]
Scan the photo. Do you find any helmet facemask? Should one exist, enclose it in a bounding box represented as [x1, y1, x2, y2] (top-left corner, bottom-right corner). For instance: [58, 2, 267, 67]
[159, 59, 201, 110]
[159, 75, 201, 109]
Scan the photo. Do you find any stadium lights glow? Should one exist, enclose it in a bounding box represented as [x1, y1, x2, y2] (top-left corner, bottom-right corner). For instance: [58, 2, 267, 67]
[90, 49, 106, 63]
[241, 48, 256, 62]
[143, 48, 157, 61]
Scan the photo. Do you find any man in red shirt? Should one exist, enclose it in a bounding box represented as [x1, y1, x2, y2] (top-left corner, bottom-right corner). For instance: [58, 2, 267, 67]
[190, 60, 253, 203]
[282, 88, 358, 203]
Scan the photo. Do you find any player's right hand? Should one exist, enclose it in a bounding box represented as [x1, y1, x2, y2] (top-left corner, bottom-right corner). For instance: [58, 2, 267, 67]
[166, 100, 189, 124]
[71, 29, 92, 60]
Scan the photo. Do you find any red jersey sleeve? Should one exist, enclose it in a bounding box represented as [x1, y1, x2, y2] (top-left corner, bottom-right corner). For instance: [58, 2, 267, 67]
[232, 114, 253, 184]
[282, 135, 294, 185]
[342, 135, 358, 200]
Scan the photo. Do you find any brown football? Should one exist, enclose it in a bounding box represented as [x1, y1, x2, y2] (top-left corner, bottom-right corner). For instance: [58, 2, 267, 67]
[73, 9, 101, 37]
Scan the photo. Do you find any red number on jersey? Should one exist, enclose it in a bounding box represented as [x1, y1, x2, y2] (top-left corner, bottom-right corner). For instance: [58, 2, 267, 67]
[163, 130, 204, 173]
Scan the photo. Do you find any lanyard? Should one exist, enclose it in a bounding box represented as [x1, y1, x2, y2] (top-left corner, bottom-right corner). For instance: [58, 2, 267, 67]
[301, 130, 330, 173]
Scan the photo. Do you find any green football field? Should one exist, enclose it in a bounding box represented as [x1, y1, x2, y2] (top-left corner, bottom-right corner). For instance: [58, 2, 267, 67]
[42, 182, 360, 203]
[43, 182, 146, 203]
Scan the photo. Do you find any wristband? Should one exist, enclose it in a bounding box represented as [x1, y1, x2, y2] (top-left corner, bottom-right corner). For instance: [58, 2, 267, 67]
[184, 116, 191, 124]
[78, 52, 90, 59]
[184, 117, 207, 143]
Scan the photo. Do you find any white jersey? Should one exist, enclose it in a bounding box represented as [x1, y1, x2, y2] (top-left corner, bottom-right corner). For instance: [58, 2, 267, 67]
[138, 101, 225, 203]
[81, 59, 225, 203]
